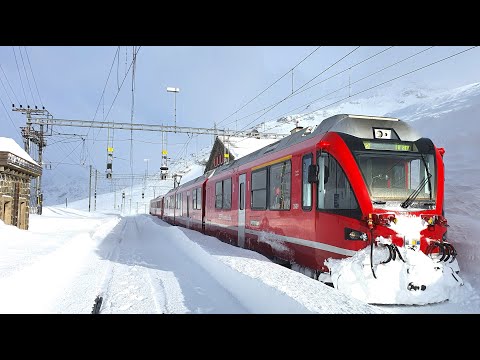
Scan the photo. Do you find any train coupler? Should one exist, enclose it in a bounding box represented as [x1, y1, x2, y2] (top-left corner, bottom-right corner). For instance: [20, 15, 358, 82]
[381, 244, 406, 264]
[426, 241, 457, 263]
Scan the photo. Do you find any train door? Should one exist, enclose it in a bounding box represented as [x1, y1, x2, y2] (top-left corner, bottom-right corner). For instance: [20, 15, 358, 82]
[186, 192, 190, 228]
[238, 173, 246, 247]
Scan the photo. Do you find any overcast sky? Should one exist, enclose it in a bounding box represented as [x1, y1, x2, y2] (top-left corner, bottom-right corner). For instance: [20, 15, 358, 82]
[1, 46, 479, 180]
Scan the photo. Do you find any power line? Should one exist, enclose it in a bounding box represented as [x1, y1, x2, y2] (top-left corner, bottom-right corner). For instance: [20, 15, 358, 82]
[270, 46, 437, 122]
[277, 47, 395, 102]
[19, 46, 36, 105]
[104, 47, 142, 122]
[217, 46, 322, 127]
[0, 94, 21, 137]
[24, 47, 44, 108]
[130, 46, 137, 180]
[90, 47, 120, 127]
[128, 46, 138, 213]
[222, 47, 395, 128]
[233, 46, 362, 134]
[12, 47, 28, 105]
[0, 73, 14, 104]
[290, 46, 478, 122]
[79, 47, 119, 176]
[91, 46, 141, 145]
[0, 64, 20, 104]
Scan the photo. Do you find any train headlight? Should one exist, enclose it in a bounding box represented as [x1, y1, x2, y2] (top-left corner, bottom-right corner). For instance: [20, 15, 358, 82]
[373, 128, 392, 139]
[345, 228, 368, 241]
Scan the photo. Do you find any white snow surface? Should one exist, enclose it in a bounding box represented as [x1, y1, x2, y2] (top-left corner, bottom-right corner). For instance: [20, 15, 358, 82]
[223, 136, 280, 160]
[0, 137, 38, 165]
[0, 208, 380, 314]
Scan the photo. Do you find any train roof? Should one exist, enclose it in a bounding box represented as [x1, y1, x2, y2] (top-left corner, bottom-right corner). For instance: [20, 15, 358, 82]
[211, 125, 316, 176]
[312, 114, 421, 141]
[210, 114, 422, 177]
[174, 169, 216, 191]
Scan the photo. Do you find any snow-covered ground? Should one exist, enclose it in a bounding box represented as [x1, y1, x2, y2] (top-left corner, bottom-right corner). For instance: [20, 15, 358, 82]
[0, 207, 380, 313]
[1, 81, 480, 313]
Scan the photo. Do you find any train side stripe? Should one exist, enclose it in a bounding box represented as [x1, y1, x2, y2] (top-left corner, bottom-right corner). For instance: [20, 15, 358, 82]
[204, 221, 357, 257]
[245, 229, 357, 257]
[251, 155, 292, 171]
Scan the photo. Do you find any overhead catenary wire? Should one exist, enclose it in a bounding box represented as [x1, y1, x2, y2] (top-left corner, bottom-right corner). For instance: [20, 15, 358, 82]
[0, 94, 22, 137]
[91, 46, 142, 147]
[216, 46, 322, 127]
[129, 46, 137, 213]
[215, 47, 396, 129]
[24, 47, 44, 108]
[0, 64, 21, 105]
[0, 73, 14, 105]
[286, 46, 478, 123]
[12, 47, 28, 105]
[233, 46, 362, 135]
[249, 46, 437, 134]
[19, 46, 36, 106]
[52, 140, 84, 170]
[88, 47, 120, 145]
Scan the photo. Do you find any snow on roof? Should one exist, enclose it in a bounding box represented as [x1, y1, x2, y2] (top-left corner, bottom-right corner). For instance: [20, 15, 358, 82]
[0, 137, 38, 165]
[222, 136, 280, 160]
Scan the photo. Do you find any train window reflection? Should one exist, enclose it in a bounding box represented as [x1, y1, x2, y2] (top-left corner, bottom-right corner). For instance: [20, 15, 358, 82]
[317, 153, 358, 210]
[269, 161, 291, 210]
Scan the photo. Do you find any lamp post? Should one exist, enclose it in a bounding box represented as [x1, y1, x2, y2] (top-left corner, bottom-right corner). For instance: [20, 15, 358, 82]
[166, 87, 180, 129]
[144, 158, 149, 177]
[143, 158, 149, 196]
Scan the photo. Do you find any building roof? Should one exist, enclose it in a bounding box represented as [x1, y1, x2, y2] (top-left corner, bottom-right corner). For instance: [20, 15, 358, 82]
[0, 137, 42, 176]
[0, 137, 38, 165]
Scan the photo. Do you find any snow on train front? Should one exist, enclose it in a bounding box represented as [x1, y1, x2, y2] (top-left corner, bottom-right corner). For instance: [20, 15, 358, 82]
[321, 115, 463, 304]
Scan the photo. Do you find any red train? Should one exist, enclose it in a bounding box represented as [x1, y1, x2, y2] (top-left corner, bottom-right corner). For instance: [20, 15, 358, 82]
[150, 114, 460, 298]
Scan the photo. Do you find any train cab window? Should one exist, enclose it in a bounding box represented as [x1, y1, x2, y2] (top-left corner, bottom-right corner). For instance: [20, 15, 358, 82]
[302, 154, 312, 210]
[251, 168, 267, 210]
[269, 160, 291, 210]
[223, 178, 232, 209]
[317, 153, 358, 211]
[215, 181, 223, 209]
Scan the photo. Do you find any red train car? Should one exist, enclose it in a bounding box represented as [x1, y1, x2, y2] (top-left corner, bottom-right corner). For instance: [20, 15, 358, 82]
[150, 114, 460, 301]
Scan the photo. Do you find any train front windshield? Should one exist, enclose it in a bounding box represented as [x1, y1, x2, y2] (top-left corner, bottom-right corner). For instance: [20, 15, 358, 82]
[353, 149, 436, 207]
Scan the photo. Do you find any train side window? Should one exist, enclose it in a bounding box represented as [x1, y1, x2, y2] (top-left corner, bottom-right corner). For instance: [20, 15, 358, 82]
[317, 153, 358, 210]
[192, 189, 197, 210]
[176, 193, 182, 210]
[197, 187, 202, 210]
[215, 181, 223, 209]
[302, 154, 312, 210]
[223, 178, 232, 209]
[251, 168, 267, 210]
[269, 160, 291, 210]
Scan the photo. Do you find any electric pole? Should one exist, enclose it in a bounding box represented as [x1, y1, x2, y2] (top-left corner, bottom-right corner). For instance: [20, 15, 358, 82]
[94, 169, 98, 211]
[89, 165, 92, 212]
[14, 106, 50, 215]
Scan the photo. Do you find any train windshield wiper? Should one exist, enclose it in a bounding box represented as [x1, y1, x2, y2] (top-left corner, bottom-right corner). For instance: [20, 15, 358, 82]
[372, 200, 386, 205]
[400, 154, 433, 209]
